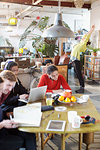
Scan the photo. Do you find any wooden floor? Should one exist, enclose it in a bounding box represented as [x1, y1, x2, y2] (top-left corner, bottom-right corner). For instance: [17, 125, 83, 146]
[37, 132, 100, 150]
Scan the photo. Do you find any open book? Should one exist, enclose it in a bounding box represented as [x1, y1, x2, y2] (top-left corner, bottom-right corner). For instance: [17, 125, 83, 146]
[13, 103, 42, 127]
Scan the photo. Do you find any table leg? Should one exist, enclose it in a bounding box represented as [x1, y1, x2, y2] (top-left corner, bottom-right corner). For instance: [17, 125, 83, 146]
[44, 133, 53, 145]
[79, 133, 82, 150]
[61, 134, 65, 150]
[40, 133, 44, 150]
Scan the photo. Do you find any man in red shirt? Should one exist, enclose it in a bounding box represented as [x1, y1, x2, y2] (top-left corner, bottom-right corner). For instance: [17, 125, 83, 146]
[37, 65, 71, 93]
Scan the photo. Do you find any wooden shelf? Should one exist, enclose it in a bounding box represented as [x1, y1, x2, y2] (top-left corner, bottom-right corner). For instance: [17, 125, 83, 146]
[84, 55, 100, 80]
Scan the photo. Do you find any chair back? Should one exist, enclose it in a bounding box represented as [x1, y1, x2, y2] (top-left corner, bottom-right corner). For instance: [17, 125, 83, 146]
[54, 54, 70, 65]
[15, 58, 30, 68]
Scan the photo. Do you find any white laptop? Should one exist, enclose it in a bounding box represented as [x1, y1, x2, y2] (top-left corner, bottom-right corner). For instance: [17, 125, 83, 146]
[19, 86, 47, 103]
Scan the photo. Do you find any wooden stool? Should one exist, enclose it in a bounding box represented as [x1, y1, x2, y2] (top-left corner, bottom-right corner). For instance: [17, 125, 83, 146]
[83, 132, 94, 150]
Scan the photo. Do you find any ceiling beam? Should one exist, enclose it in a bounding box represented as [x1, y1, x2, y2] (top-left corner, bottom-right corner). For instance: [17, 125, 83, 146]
[0, 0, 32, 5]
[39, 1, 91, 9]
[33, 0, 43, 5]
[15, 6, 32, 17]
[0, 0, 91, 9]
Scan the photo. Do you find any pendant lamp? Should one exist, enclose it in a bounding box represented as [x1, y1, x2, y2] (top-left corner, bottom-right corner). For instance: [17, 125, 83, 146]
[8, 17, 17, 26]
[42, 0, 74, 38]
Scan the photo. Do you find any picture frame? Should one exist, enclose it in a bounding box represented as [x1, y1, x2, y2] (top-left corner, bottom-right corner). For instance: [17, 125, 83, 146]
[46, 120, 66, 131]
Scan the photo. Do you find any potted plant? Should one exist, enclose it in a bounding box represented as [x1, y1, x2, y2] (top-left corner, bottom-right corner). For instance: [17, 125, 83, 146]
[87, 46, 100, 56]
[19, 16, 57, 57]
[19, 16, 70, 58]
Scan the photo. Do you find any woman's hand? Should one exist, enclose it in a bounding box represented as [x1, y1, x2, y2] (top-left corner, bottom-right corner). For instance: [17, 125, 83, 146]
[0, 120, 18, 129]
[92, 25, 95, 30]
[19, 94, 29, 100]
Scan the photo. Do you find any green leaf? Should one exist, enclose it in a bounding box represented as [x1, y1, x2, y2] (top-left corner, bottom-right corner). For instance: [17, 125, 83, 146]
[87, 46, 100, 52]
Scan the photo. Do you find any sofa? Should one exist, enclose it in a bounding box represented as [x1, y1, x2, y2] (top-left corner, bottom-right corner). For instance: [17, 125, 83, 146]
[0, 54, 69, 90]
[1, 60, 42, 90]
[17, 68, 42, 90]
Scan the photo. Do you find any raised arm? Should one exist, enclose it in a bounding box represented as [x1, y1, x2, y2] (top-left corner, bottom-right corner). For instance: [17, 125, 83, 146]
[87, 25, 95, 36]
[81, 25, 95, 43]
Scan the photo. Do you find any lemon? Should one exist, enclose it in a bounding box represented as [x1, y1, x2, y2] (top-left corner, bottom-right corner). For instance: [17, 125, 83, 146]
[65, 97, 71, 103]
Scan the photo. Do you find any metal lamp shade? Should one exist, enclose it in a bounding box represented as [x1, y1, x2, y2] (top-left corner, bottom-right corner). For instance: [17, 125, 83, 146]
[42, 13, 74, 38]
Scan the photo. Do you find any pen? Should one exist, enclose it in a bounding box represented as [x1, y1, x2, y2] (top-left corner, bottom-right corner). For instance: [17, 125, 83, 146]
[10, 114, 13, 120]
[58, 114, 60, 119]
[42, 111, 54, 120]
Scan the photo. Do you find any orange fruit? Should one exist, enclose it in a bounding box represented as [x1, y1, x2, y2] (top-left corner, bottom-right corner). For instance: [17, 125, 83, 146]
[59, 96, 64, 101]
[71, 96, 76, 102]
[64, 97, 71, 103]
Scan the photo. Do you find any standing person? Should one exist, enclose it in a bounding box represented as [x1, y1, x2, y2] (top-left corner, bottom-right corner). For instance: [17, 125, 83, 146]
[0, 70, 37, 150]
[2, 61, 29, 112]
[37, 65, 71, 93]
[71, 25, 95, 93]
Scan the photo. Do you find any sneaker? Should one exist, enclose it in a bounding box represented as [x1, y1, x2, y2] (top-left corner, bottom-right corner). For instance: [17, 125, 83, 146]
[75, 88, 84, 93]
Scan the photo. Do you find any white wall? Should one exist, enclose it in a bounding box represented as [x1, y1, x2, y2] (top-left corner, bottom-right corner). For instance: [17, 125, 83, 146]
[0, 10, 90, 52]
[90, 0, 100, 49]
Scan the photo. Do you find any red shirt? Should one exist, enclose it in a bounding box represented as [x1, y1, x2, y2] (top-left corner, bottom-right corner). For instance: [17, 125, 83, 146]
[37, 74, 71, 93]
[0, 92, 10, 105]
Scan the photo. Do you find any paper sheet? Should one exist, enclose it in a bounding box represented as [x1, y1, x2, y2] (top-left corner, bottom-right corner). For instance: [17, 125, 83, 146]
[13, 103, 42, 127]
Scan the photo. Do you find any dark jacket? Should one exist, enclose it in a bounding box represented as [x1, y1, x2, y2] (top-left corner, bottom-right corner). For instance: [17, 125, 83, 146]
[1, 78, 28, 112]
[0, 106, 3, 122]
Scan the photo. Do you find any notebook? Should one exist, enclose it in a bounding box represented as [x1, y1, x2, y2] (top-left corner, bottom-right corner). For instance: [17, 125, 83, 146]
[13, 103, 42, 127]
[19, 86, 47, 103]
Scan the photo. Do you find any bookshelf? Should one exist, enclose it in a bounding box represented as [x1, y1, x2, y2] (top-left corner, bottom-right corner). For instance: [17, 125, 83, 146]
[84, 55, 100, 80]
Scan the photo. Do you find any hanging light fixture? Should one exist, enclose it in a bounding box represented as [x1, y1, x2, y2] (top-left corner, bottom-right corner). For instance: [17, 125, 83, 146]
[8, 17, 17, 26]
[7, 5, 17, 26]
[42, 0, 74, 38]
[74, 0, 84, 8]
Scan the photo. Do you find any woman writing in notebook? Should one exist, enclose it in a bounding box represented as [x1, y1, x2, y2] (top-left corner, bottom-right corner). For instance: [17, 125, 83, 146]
[37, 65, 71, 93]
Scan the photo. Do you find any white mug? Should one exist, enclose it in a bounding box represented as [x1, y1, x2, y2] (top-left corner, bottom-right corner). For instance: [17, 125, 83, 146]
[68, 111, 77, 123]
[72, 115, 83, 128]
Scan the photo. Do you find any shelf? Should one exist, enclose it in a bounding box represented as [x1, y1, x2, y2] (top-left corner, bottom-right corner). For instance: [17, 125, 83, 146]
[85, 61, 91, 64]
[84, 55, 100, 80]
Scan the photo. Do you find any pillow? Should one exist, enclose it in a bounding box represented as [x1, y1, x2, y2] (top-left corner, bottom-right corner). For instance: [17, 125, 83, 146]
[35, 61, 42, 68]
[30, 77, 41, 89]
[54, 56, 60, 65]
[58, 54, 70, 65]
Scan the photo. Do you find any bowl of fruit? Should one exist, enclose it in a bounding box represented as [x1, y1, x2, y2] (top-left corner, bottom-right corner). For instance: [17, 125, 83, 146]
[58, 91, 77, 105]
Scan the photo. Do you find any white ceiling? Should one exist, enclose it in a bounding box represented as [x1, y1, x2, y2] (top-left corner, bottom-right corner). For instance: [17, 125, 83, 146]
[0, 1, 91, 20]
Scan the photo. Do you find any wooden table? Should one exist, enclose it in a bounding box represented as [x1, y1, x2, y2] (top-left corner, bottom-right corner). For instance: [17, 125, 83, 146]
[19, 94, 100, 150]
